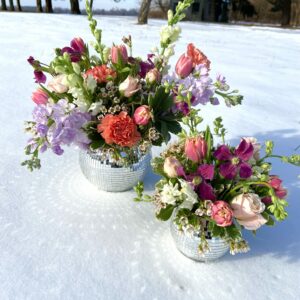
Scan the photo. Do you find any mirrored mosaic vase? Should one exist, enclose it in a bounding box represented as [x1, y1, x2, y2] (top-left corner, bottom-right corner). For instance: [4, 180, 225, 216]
[170, 218, 229, 262]
[79, 148, 151, 192]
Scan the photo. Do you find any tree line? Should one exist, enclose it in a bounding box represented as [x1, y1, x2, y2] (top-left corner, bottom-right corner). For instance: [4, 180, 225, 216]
[1, 0, 81, 13]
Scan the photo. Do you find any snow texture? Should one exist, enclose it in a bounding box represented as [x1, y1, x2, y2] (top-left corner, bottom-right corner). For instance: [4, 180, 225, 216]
[0, 12, 300, 300]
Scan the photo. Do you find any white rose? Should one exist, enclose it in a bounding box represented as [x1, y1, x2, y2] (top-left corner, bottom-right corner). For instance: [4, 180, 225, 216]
[231, 193, 267, 230]
[48, 74, 68, 94]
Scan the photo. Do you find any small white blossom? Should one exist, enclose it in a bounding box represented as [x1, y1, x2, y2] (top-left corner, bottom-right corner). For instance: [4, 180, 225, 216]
[179, 179, 198, 210]
[89, 101, 104, 116]
[160, 25, 181, 44]
[160, 182, 181, 205]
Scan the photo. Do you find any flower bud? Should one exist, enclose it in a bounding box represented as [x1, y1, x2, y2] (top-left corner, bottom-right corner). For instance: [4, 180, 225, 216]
[70, 37, 85, 54]
[48, 74, 68, 94]
[133, 105, 151, 126]
[111, 45, 128, 64]
[119, 76, 140, 97]
[163, 157, 182, 178]
[145, 68, 160, 84]
[175, 54, 193, 78]
[185, 136, 207, 162]
[31, 88, 49, 105]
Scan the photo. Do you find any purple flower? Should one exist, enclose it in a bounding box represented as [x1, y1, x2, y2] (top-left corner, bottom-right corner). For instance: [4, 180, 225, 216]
[27, 56, 36, 65]
[34, 70, 46, 84]
[173, 101, 190, 116]
[61, 47, 81, 63]
[36, 124, 48, 137]
[139, 54, 155, 78]
[214, 139, 254, 179]
[179, 163, 216, 201]
[52, 145, 64, 155]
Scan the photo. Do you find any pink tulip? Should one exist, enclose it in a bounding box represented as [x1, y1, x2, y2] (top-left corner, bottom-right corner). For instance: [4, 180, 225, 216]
[269, 176, 287, 199]
[133, 105, 151, 126]
[111, 45, 128, 64]
[211, 201, 233, 227]
[185, 136, 207, 162]
[175, 54, 193, 78]
[31, 88, 49, 105]
[70, 37, 85, 54]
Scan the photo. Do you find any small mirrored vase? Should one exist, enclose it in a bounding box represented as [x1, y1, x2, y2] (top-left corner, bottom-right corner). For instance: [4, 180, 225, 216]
[79, 148, 151, 192]
[170, 218, 229, 262]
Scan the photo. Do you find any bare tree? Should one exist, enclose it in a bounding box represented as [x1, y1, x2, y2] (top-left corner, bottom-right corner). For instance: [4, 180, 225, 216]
[155, 0, 169, 18]
[291, 0, 300, 26]
[70, 0, 80, 14]
[267, 0, 291, 26]
[138, 0, 152, 24]
[1, 0, 7, 10]
[9, 0, 14, 10]
[16, 0, 22, 11]
[36, 0, 43, 12]
[45, 0, 53, 12]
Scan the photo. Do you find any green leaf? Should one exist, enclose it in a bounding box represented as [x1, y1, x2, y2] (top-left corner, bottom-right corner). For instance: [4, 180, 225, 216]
[90, 139, 104, 150]
[165, 120, 181, 134]
[156, 205, 175, 221]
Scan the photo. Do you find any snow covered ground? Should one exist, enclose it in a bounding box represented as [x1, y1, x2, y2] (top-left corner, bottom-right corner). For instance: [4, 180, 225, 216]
[0, 12, 300, 300]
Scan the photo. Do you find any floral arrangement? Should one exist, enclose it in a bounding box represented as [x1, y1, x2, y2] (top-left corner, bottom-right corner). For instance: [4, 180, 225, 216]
[135, 114, 300, 255]
[22, 0, 243, 171]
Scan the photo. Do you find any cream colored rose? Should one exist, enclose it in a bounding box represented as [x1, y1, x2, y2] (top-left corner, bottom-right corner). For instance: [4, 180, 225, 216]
[243, 137, 261, 161]
[231, 193, 267, 230]
[48, 74, 68, 94]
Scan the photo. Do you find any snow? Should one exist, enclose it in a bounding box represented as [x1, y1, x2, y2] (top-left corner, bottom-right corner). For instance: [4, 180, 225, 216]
[0, 12, 300, 300]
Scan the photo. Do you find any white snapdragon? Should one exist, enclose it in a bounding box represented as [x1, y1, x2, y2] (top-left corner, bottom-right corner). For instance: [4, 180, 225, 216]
[72, 62, 81, 75]
[179, 179, 198, 210]
[164, 45, 175, 59]
[160, 25, 181, 45]
[85, 74, 97, 92]
[88, 101, 104, 116]
[160, 182, 181, 205]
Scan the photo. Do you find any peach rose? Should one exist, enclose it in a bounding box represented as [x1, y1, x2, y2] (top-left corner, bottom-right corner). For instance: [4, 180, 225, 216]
[97, 112, 141, 147]
[231, 193, 267, 230]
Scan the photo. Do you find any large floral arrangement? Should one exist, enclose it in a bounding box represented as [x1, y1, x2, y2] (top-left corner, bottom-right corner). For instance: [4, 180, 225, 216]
[135, 114, 300, 254]
[22, 0, 243, 171]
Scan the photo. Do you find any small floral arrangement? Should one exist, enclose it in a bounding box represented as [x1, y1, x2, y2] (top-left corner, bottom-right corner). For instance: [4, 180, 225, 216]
[22, 0, 243, 171]
[135, 114, 300, 255]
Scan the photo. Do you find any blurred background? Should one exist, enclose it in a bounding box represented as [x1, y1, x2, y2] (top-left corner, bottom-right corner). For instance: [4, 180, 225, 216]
[1, 0, 299, 28]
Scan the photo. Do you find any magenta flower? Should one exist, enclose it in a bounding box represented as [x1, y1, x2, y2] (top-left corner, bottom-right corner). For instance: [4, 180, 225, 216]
[214, 139, 254, 179]
[70, 37, 85, 54]
[61, 47, 81, 63]
[34, 70, 46, 84]
[179, 164, 216, 201]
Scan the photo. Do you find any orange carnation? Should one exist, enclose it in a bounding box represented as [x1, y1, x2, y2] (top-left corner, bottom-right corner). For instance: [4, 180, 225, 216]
[85, 65, 116, 83]
[186, 43, 211, 70]
[97, 112, 141, 147]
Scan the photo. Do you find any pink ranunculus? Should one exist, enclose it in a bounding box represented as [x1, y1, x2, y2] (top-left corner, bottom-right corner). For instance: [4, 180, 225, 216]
[133, 105, 151, 126]
[185, 136, 207, 163]
[163, 157, 182, 178]
[111, 45, 128, 64]
[211, 201, 233, 227]
[119, 76, 141, 97]
[70, 37, 85, 54]
[269, 175, 287, 199]
[175, 54, 193, 78]
[31, 88, 49, 105]
[231, 193, 267, 230]
[47, 74, 68, 94]
[145, 68, 160, 84]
